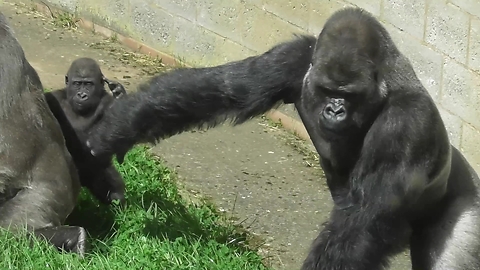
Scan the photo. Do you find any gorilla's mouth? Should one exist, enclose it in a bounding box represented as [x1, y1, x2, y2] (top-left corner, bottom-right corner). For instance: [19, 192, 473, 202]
[73, 102, 91, 114]
[74, 101, 89, 110]
[320, 119, 350, 132]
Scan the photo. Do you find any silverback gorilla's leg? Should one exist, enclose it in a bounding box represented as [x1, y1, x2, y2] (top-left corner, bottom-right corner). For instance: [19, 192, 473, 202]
[410, 148, 480, 270]
[0, 140, 86, 255]
[86, 35, 316, 162]
[0, 12, 85, 255]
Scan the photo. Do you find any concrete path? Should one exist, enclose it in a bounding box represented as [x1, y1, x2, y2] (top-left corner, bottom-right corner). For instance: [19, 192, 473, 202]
[2, 2, 411, 269]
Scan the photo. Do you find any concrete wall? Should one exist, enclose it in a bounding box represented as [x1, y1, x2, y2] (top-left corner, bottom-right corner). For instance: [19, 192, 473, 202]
[40, 0, 480, 171]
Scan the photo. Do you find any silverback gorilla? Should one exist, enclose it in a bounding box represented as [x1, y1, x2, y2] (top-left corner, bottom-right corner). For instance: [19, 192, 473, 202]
[44, 57, 127, 205]
[0, 12, 86, 255]
[86, 8, 480, 269]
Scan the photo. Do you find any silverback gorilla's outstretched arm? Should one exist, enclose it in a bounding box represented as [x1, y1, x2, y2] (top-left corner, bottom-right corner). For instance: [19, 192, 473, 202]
[87, 35, 316, 162]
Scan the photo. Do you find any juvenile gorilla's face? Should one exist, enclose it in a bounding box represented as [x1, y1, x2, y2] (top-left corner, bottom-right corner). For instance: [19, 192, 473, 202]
[300, 48, 385, 137]
[66, 76, 103, 115]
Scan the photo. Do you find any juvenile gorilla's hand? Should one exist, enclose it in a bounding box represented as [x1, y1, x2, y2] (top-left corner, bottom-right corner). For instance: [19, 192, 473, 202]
[103, 77, 126, 98]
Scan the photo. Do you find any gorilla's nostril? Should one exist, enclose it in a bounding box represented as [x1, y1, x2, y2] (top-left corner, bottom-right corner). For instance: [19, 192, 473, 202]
[326, 106, 335, 114]
[329, 105, 345, 116]
[323, 104, 346, 121]
[335, 107, 346, 115]
[77, 92, 88, 100]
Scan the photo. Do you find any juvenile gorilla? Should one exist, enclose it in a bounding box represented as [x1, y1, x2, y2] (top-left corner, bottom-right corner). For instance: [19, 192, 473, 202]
[86, 8, 480, 269]
[45, 58, 127, 205]
[0, 12, 85, 254]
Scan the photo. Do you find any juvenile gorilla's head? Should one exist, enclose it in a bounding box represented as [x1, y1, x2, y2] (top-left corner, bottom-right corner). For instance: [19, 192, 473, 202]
[301, 8, 390, 137]
[65, 58, 106, 115]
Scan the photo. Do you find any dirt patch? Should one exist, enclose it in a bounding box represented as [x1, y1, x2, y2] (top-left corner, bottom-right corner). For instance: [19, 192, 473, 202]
[2, 1, 411, 269]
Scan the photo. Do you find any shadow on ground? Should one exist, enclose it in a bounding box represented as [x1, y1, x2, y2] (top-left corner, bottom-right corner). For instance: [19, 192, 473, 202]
[64, 147, 255, 261]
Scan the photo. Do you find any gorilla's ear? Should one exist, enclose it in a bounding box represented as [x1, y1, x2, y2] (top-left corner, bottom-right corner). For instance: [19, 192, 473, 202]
[302, 63, 313, 88]
[376, 71, 388, 98]
[65, 75, 69, 85]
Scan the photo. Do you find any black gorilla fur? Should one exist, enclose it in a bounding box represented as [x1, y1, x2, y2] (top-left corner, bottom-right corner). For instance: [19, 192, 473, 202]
[45, 57, 127, 205]
[0, 12, 86, 255]
[86, 35, 316, 162]
[87, 8, 480, 270]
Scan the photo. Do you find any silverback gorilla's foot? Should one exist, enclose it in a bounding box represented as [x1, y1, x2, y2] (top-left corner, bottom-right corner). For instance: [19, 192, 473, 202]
[34, 226, 87, 256]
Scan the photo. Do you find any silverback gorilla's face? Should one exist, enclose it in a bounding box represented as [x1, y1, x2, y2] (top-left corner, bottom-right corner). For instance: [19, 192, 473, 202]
[301, 47, 386, 137]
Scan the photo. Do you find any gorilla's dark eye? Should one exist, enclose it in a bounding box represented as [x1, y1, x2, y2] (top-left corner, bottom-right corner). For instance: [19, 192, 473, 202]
[373, 71, 379, 82]
[73, 81, 81, 86]
[323, 88, 340, 97]
[322, 87, 350, 99]
[319, 87, 336, 96]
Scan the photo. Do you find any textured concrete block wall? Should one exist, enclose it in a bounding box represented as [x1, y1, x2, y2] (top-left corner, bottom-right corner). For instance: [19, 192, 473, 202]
[42, 0, 480, 171]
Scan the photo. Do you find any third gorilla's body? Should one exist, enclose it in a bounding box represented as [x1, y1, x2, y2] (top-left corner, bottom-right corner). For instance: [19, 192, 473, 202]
[0, 12, 86, 255]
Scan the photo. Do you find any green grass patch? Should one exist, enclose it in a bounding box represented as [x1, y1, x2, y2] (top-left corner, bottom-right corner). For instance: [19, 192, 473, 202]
[0, 146, 268, 270]
[51, 11, 79, 30]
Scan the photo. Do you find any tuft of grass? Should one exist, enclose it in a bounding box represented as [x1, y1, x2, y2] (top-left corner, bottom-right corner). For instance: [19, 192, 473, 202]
[51, 12, 79, 30]
[0, 146, 268, 269]
[109, 33, 119, 43]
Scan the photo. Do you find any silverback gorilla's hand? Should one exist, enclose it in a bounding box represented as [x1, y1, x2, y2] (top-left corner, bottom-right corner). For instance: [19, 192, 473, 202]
[86, 123, 134, 165]
[103, 77, 126, 98]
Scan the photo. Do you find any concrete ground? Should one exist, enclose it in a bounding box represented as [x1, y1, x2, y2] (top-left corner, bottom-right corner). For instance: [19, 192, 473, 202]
[2, 2, 411, 269]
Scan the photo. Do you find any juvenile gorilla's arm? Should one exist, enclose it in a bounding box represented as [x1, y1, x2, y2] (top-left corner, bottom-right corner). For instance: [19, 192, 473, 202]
[87, 35, 316, 162]
[44, 91, 86, 158]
